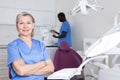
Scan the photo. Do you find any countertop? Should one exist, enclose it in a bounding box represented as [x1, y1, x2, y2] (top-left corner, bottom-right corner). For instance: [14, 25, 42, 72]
[46, 45, 58, 47]
[0, 45, 58, 49]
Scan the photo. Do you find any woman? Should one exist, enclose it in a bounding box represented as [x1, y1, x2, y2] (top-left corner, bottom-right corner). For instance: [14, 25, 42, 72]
[7, 12, 54, 80]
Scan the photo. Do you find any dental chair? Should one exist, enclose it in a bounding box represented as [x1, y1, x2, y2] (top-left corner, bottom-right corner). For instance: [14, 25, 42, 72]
[98, 53, 120, 80]
[97, 11, 120, 80]
[82, 38, 108, 80]
[53, 41, 82, 71]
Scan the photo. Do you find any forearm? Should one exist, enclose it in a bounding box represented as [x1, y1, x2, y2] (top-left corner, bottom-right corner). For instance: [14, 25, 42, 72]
[21, 61, 46, 76]
[53, 34, 66, 38]
[51, 30, 59, 35]
[12, 60, 46, 76]
[33, 60, 54, 75]
[53, 31, 66, 38]
[55, 31, 59, 35]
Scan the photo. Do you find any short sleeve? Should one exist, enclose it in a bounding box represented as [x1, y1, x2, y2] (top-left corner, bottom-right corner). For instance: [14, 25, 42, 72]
[40, 42, 50, 61]
[61, 22, 69, 32]
[7, 44, 21, 67]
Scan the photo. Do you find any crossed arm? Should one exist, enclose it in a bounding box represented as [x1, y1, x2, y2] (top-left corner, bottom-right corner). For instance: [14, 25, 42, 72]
[12, 58, 54, 76]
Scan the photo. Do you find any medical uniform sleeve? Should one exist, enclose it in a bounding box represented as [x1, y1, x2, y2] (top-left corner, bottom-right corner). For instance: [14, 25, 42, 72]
[7, 44, 21, 67]
[61, 22, 68, 32]
[41, 42, 50, 61]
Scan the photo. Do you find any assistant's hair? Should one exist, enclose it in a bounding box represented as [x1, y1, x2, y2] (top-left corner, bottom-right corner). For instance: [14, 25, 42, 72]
[16, 12, 35, 37]
[57, 12, 66, 22]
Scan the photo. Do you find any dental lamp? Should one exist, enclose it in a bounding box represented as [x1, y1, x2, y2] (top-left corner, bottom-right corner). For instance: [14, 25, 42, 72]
[70, 0, 103, 16]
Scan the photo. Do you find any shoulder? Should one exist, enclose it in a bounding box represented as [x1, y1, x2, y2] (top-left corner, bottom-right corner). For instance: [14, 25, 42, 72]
[63, 21, 70, 28]
[32, 39, 43, 44]
[32, 39, 45, 47]
[63, 21, 70, 25]
[8, 39, 19, 47]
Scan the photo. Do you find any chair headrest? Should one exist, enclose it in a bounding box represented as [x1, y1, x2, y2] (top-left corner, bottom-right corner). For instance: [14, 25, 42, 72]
[60, 41, 70, 51]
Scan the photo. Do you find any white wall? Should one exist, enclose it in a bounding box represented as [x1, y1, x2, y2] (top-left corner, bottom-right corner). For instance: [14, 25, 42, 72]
[72, 0, 120, 38]
[56, 0, 120, 51]
[0, 0, 56, 45]
[1, 0, 120, 50]
[0, 0, 55, 25]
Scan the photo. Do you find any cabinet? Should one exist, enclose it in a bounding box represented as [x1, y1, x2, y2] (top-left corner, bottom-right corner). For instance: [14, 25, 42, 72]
[0, 46, 9, 80]
[46, 47, 58, 61]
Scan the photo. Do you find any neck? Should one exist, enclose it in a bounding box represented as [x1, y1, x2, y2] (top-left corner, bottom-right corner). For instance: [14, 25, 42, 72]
[20, 36, 31, 41]
[19, 36, 32, 48]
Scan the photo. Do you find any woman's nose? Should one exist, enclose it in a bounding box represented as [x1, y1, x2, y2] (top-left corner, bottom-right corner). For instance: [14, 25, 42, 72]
[23, 23, 28, 28]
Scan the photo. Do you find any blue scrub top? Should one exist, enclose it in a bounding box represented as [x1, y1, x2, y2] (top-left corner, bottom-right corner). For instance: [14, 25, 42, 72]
[7, 38, 50, 80]
[58, 21, 72, 47]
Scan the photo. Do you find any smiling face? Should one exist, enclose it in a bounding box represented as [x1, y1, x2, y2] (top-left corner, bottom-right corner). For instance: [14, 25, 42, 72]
[17, 15, 35, 37]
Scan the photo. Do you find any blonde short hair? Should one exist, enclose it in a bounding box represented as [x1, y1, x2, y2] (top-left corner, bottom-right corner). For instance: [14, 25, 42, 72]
[16, 12, 35, 37]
